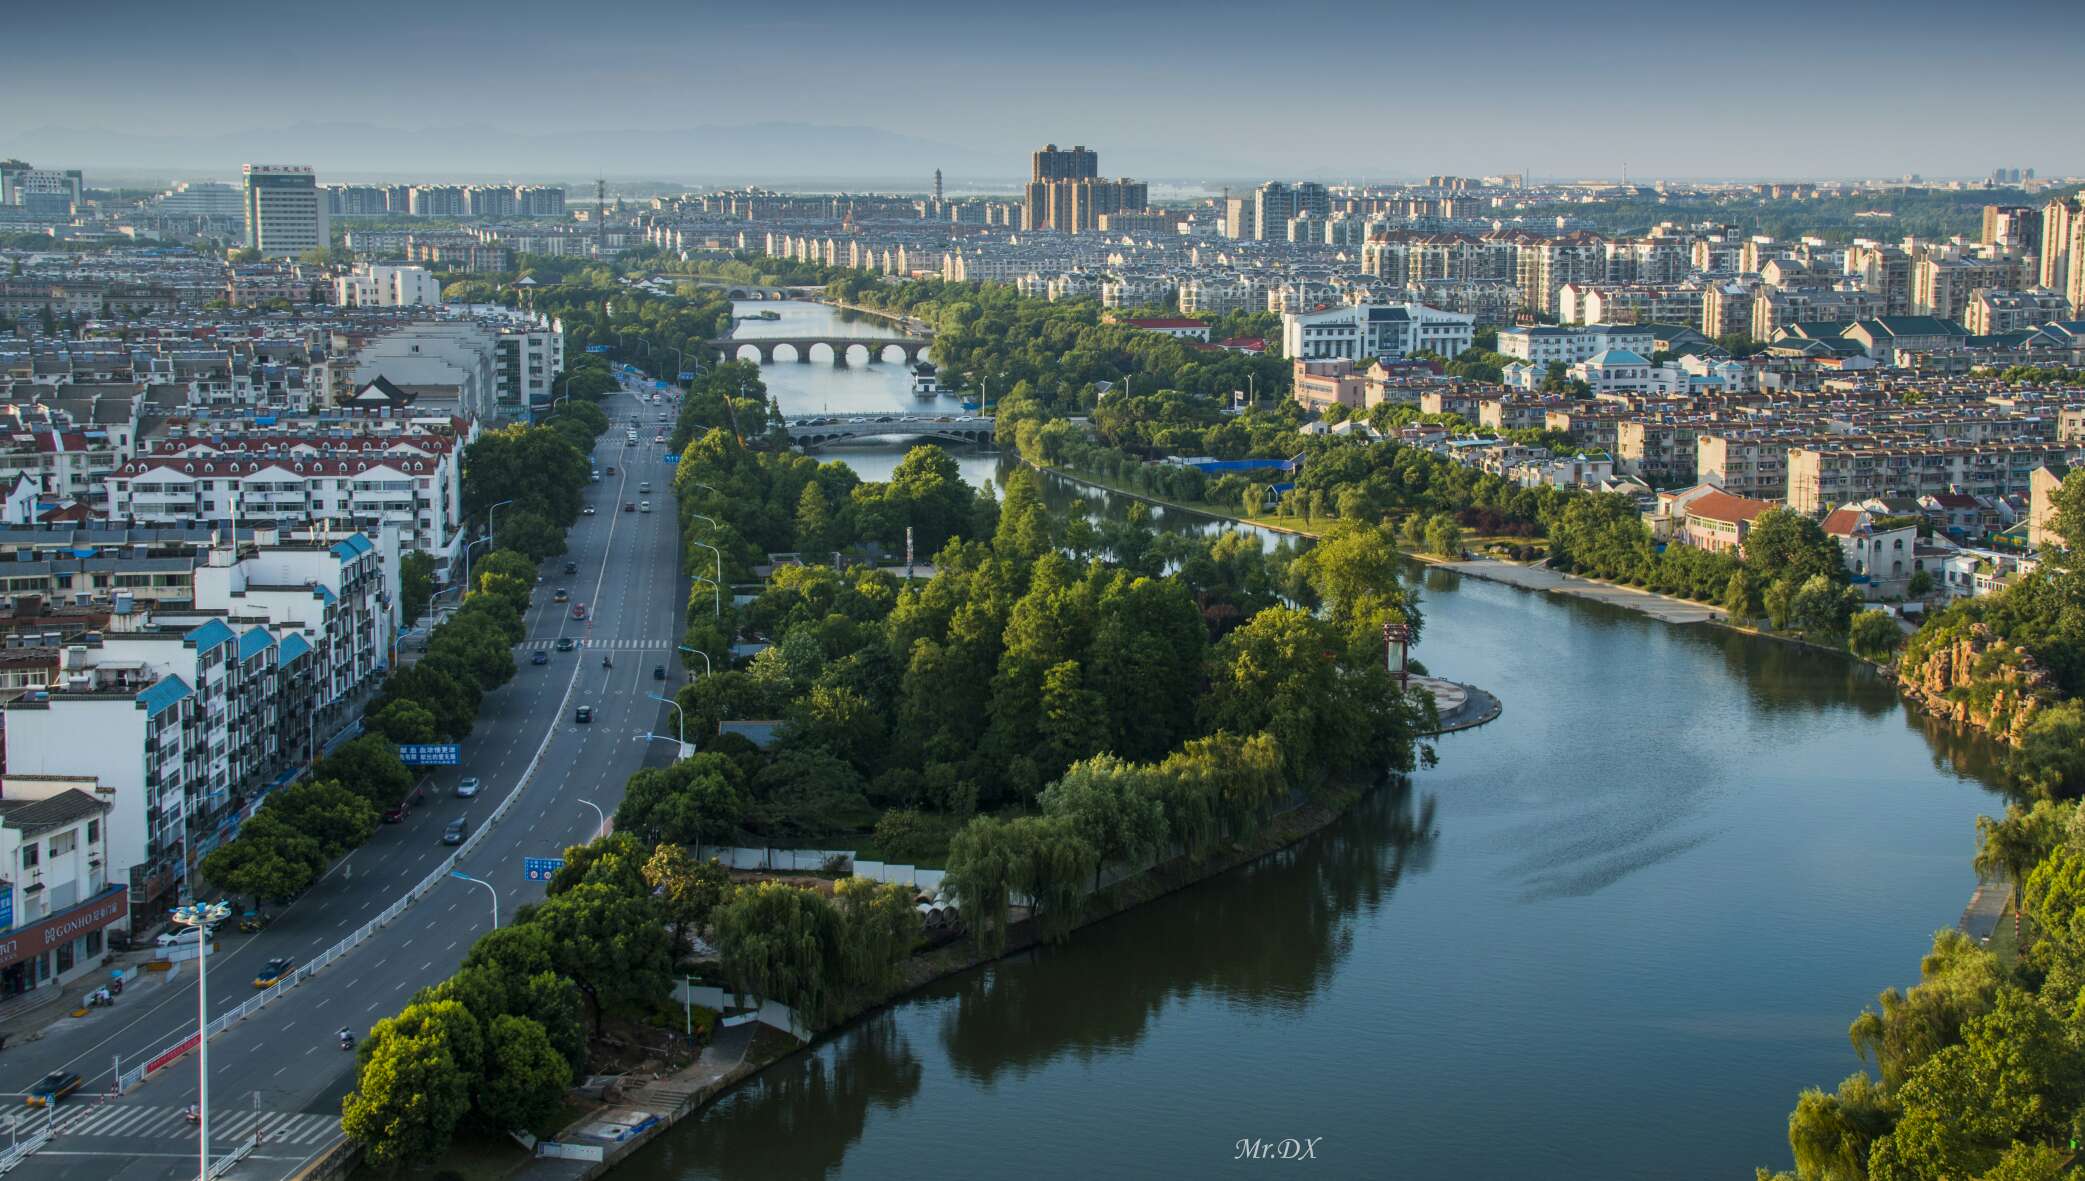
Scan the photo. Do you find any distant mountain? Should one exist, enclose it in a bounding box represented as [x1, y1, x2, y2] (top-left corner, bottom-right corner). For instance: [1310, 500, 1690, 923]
[2, 121, 1008, 184]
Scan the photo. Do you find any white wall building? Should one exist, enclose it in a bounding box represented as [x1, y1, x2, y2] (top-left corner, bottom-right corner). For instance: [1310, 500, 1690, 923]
[1496, 324, 1657, 365]
[0, 784, 122, 997]
[334, 264, 442, 308]
[1281, 302, 1474, 363]
[242, 165, 328, 258]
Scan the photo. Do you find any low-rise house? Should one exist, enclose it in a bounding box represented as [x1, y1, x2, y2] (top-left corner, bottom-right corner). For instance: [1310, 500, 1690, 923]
[1822, 505, 1919, 596]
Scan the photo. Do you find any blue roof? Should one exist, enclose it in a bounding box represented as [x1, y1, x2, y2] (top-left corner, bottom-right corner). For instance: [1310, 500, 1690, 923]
[236, 627, 276, 662]
[136, 675, 192, 719]
[312, 584, 338, 605]
[185, 619, 237, 654]
[329, 533, 374, 562]
[277, 633, 312, 665]
[1587, 348, 1649, 365]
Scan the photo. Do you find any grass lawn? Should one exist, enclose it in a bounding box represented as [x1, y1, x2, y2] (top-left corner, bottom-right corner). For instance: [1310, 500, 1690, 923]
[1987, 898, 2038, 969]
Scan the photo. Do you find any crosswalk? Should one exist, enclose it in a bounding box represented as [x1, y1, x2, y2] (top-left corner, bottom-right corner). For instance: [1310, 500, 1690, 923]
[526, 639, 671, 652]
[24, 1103, 339, 1145]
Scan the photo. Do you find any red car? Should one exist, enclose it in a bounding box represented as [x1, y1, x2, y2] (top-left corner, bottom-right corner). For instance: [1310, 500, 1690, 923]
[571, 603, 588, 620]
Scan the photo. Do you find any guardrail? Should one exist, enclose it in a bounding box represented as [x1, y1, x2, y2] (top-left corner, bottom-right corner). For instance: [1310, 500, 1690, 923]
[116, 660, 584, 1094]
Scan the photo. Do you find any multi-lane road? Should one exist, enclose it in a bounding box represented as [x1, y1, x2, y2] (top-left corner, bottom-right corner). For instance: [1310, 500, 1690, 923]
[5, 383, 690, 1180]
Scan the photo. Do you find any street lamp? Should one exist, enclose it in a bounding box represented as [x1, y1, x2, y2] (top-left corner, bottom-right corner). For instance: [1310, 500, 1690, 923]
[577, 798, 606, 840]
[171, 900, 230, 1181]
[461, 536, 492, 592]
[677, 643, 710, 679]
[448, 871, 498, 928]
[687, 539, 722, 617]
[689, 572, 720, 620]
[647, 693, 685, 749]
[486, 499, 514, 549]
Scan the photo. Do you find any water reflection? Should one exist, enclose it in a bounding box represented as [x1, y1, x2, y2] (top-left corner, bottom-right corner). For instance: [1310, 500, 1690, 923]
[937, 780, 1437, 1084]
[654, 782, 1436, 1178]
[640, 1018, 923, 1181]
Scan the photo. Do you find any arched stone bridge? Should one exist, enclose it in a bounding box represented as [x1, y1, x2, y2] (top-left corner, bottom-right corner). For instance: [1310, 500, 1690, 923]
[675, 280, 824, 301]
[710, 337, 931, 367]
[785, 415, 994, 450]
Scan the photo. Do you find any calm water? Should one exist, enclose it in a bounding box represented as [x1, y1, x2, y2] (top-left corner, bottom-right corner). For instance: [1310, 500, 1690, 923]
[638, 304, 2011, 1179]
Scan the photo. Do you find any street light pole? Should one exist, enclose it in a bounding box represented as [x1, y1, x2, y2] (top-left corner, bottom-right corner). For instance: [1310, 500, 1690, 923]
[171, 900, 229, 1181]
[647, 693, 686, 750]
[687, 540, 722, 617]
[486, 499, 514, 550]
[461, 536, 492, 593]
[448, 871, 498, 928]
[689, 572, 720, 621]
[577, 798, 606, 840]
[676, 643, 710, 679]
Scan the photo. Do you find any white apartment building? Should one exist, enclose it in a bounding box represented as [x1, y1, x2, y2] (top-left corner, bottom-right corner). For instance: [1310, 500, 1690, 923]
[337, 323, 502, 420]
[0, 784, 123, 997]
[1496, 324, 1657, 365]
[106, 425, 464, 556]
[242, 165, 328, 258]
[1282, 302, 1474, 363]
[1569, 349, 1685, 397]
[3, 531, 389, 920]
[334, 264, 442, 308]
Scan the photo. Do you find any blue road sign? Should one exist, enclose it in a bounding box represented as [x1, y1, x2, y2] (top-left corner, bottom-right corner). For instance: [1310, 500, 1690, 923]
[397, 743, 461, 766]
[523, 856, 565, 882]
[661, 453, 680, 464]
[677, 371, 695, 381]
[586, 344, 609, 354]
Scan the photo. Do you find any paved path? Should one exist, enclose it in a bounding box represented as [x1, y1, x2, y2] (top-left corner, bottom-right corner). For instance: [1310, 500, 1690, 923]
[1436, 558, 1719, 624]
[1410, 677, 1501, 735]
[1959, 878, 2010, 945]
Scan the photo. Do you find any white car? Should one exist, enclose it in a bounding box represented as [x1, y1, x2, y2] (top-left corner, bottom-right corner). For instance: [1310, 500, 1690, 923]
[155, 927, 203, 948]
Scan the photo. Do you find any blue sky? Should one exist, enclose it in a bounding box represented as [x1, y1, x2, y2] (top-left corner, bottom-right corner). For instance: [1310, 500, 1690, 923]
[6, 0, 2081, 181]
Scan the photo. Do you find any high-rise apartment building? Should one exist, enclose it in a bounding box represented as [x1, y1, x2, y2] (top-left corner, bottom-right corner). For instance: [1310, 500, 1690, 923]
[1031, 144, 1098, 182]
[242, 164, 327, 257]
[2039, 197, 2080, 292]
[1021, 144, 1144, 234]
[1251, 182, 1329, 242]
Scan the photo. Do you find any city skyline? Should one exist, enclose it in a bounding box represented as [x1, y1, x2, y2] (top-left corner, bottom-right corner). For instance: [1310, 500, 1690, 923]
[6, 0, 2082, 182]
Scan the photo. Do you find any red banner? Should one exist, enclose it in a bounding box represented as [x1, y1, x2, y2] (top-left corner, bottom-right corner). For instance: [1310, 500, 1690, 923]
[145, 1031, 200, 1076]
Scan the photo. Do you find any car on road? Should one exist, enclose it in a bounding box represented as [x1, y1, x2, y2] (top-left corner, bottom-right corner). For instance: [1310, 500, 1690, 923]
[563, 561, 578, 574]
[155, 927, 202, 948]
[553, 588, 569, 603]
[532, 649, 550, 666]
[442, 818, 469, 846]
[25, 1072, 82, 1107]
[639, 501, 651, 513]
[554, 637, 576, 652]
[574, 705, 593, 724]
[654, 434, 665, 443]
[253, 957, 295, 988]
[381, 803, 406, 823]
[638, 482, 651, 494]
[623, 502, 635, 512]
[455, 777, 480, 798]
[653, 664, 666, 680]
[582, 506, 596, 515]
[605, 465, 617, 476]
[572, 603, 588, 620]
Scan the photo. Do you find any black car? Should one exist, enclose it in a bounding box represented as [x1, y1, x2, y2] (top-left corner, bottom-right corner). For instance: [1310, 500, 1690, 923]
[442, 818, 468, 846]
[563, 561, 577, 574]
[555, 637, 576, 652]
[653, 664, 666, 680]
[575, 705, 593, 724]
[531, 650, 550, 666]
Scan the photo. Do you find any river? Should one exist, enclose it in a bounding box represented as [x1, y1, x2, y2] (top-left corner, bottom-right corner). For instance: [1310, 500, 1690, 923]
[635, 301, 2010, 1179]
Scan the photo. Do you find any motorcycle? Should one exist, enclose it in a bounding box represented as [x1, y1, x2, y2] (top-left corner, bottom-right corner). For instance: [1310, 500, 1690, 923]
[602, 656, 613, 669]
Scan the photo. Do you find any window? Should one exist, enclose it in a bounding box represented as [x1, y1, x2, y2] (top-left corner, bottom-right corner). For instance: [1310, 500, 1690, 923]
[20, 844, 37, 869]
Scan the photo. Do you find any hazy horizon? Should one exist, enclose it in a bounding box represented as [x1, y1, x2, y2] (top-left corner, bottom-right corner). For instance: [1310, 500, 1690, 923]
[7, 0, 2081, 184]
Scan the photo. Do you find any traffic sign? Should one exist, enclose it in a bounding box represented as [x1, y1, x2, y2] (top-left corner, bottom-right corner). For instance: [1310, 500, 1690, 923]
[678, 371, 696, 381]
[586, 344, 610, 354]
[523, 857, 564, 882]
[397, 743, 461, 766]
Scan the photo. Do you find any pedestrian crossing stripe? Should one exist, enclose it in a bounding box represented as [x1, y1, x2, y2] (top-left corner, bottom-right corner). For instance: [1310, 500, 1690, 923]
[524, 640, 670, 651]
[41, 1103, 340, 1145]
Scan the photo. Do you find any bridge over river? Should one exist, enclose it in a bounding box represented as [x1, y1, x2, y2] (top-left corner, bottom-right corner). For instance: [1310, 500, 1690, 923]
[712, 336, 931, 366]
[783, 414, 993, 450]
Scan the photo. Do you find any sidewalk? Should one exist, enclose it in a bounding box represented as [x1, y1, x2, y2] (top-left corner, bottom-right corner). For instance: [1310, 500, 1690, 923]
[508, 1023, 760, 1181]
[0, 952, 179, 1061]
[1433, 557, 1721, 624]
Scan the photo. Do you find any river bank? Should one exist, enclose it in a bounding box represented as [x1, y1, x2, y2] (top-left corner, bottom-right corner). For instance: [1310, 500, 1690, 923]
[524, 778, 1411, 1181]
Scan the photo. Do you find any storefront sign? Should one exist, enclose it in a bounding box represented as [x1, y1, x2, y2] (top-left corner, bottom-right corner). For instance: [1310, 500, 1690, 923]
[0, 886, 128, 971]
